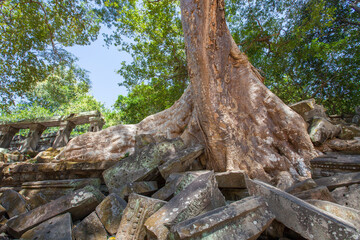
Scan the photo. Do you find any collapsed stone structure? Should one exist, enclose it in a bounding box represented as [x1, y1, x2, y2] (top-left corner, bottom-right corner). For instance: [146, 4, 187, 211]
[0, 101, 359, 240]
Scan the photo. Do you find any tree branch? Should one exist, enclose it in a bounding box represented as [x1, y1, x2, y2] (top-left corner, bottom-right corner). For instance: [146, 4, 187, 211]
[350, 0, 360, 14]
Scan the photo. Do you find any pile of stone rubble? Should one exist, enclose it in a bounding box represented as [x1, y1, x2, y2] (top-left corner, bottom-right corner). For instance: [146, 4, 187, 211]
[0, 100, 359, 240]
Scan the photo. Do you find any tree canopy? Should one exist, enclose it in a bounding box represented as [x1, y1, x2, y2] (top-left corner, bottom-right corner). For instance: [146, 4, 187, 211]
[0, 0, 359, 126]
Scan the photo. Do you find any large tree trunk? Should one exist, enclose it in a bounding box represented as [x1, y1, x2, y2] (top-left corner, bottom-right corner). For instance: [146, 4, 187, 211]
[179, 0, 316, 182]
[57, 0, 317, 184]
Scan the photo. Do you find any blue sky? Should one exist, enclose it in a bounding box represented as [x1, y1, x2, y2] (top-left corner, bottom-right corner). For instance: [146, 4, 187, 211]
[67, 32, 131, 108]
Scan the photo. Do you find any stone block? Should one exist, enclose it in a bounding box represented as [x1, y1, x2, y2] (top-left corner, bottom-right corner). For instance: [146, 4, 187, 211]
[220, 188, 250, 201]
[0, 189, 28, 218]
[294, 186, 337, 202]
[158, 144, 203, 179]
[0, 205, 5, 217]
[326, 139, 360, 154]
[115, 181, 158, 198]
[144, 171, 226, 240]
[72, 212, 107, 240]
[95, 193, 127, 235]
[307, 199, 360, 229]
[308, 117, 341, 146]
[289, 99, 316, 121]
[314, 172, 360, 190]
[6, 185, 104, 238]
[20, 178, 101, 207]
[20, 213, 72, 240]
[115, 193, 166, 240]
[214, 170, 246, 188]
[331, 184, 360, 210]
[170, 196, 274, 240]
[103, 139, 185, 193]
[285, 178, 317, 194]
[247, 179, 360, 240]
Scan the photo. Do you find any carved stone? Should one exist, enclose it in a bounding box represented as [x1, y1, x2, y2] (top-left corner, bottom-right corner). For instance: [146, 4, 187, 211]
[170, 196, 274, 240]
[115, 194, 166, 240]
[144, 171, 226, 240]
[72, 212, 107, 240]
[215, 171, 247, 189]
[158, 144, 204, 179]
[89, 117, 105, 132]
[307, 199, 360, 229]
[6, 186, 104, 238]
[247, 179, 360, 239]
[0, 189, 28, 218]
[52, 121, 76, 149]
[115, 181, 158, 198]
[95, 193, 127, 235]
[0, 126, 19, 149]
[314, 172, 360, 190]
[310, 153, 360, 178]
[20, 213, 72, 240]
[103, 139, 185, 193]
[308, 117, 341, 146]
[20, 178, 101, 209]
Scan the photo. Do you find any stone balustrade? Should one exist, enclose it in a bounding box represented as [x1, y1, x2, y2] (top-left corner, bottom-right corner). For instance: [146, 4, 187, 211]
[0, 111, 105, 152]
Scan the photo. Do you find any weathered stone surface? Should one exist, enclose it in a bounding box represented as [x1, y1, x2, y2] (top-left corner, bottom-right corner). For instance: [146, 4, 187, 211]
[158, 144, 204, 179]
[0, 126, 19, 149]
[7, 185, 104, 238]
[215, 170, 246, 188]
[103, 139, 185, 193]
[0, 189, 28, 218]
[289, 99, 316, 121]
[20, 178, 101, 210]
[115, 181, 158, 198]
[339, 125, 360, 140]
[310, 153, 360, 178]
[294, 186, 337, 202]
[308, 117, 341, 146]
[307, 199, 360, 229]
[275, 171, 296, 190]
[326, 138, 360, 154]
[116, 194, 166, 240]
[170, 196, 274, 240]
[331, 184, 360, 210]
[247, 179, 360, 240]
[20, 213, 72, 240]
[151, 173, 183, 200]
[32, 147, 62, 163]
[314, 172, 360, 190]
[72, 212, 107, 240]
[285, 178, 317, 194]
[144, 171, 226, 240]
[220, 188, 250, 201]
[95, 193, 127, 235]
[0, 205, 5, 217]
[1, 161, 117, 188]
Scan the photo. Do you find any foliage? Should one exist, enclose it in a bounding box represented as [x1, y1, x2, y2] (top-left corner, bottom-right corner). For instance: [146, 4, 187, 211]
[0, 0, 120, 109]
[108, 0, 187, 123]
[113, 0, 359, 118]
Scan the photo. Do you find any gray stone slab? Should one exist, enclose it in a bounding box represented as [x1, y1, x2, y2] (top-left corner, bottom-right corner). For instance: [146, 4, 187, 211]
[331, 184, 360, 211]
[20, 213, 72, 240]
[307, 199, 360, 229]
[72, 212, 107, 240]
[294, 186, 337, 202]
[170, 196, 274, 240]
[7, 185, 104, 238]
[158, 144, 204, 179]
[103, 139, 185, 193]
[314, 172, 360, 190]
[215, 171, 247, 189]
[115, 181, 158, 198]
[144, 171, 226, 240]
[285, 178, 317, 194]
[95, 193, 127, 235]
[115, 194, 166, 240]
[0, 189, 28, 218]
[247, 179, 360, 240]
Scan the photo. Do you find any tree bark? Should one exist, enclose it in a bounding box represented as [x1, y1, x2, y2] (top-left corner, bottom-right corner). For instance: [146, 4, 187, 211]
[179, 0, 317, 182]
[57, 0, 317, 184]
